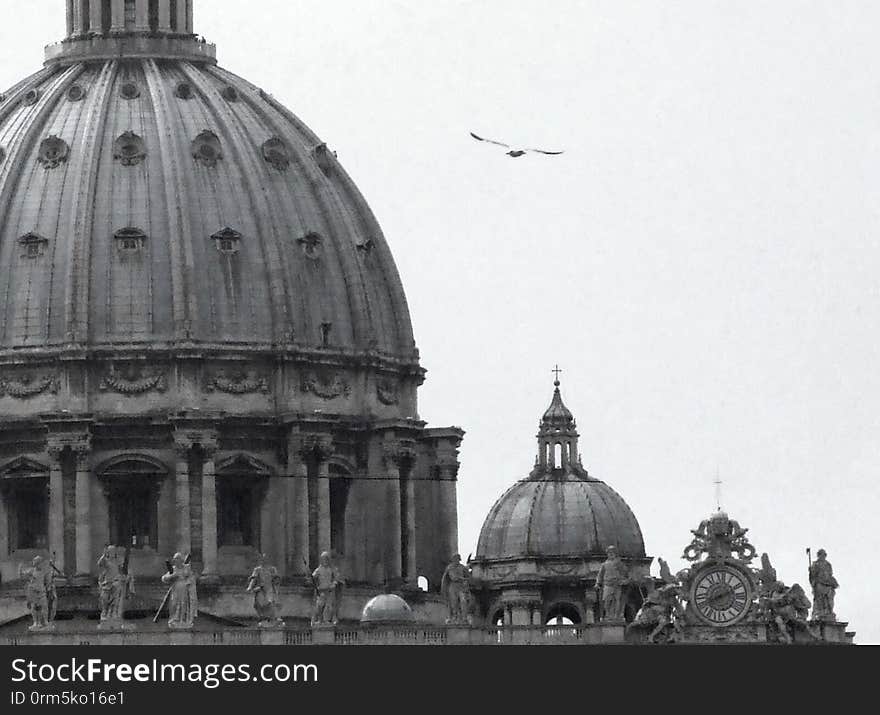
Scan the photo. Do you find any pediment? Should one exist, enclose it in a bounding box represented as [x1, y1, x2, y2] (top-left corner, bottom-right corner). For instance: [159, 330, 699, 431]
[0, 456, 49, 479]
[215, 453, 274, 477]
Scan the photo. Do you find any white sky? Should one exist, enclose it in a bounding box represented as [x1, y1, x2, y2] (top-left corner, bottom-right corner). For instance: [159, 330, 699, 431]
[3, 1, 878, 643]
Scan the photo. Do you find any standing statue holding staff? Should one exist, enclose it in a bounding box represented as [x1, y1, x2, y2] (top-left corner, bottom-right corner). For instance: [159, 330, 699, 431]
[97, 545, 134, 629]
[595, 545, 629, 622]
[441, 554, 472, 624]
[310, 552, 341, 625]
[158, 553, 197, 630]
[20, 556, 56, 632]
[809, 548, 838, 622]
[247, 554, 284, 627]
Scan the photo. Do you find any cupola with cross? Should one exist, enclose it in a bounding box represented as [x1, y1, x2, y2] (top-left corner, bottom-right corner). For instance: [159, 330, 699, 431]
[536, 368, 582, 473]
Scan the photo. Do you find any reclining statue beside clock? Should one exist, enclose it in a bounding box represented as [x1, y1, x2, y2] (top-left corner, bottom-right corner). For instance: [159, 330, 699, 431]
[628, 511, 832, 644]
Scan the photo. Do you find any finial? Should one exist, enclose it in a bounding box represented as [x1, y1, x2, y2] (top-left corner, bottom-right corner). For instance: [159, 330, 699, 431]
[552, 364, 562, 387]
[713, 468, 723, 512]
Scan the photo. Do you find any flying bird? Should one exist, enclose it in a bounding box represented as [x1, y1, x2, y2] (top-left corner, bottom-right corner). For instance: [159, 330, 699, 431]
[470, 132, 564, 158]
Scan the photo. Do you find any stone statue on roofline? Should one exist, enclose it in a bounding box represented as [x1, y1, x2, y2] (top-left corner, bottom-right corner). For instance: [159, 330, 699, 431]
[809, 549, 838, 623]
[627, 558, 685, 643]
[97, 545, 134, 630]
[159, 552, 198, 630]
[441, 554, 472, 625]
[310, 551, 342, 625]
[20, 555, 56, 633]
[596, 545, 629, 622]
[247, 553, 285, 628]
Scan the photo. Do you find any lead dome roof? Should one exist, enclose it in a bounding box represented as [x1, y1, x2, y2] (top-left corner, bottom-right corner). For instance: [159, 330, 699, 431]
[0, 7, 415, 359]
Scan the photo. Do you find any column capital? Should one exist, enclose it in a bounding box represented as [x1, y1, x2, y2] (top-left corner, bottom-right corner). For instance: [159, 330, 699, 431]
[297, 433, 334, 462]
[173, 428, 219, 458]
[47, 433, 91, 462]
[382, 438, 417, 469]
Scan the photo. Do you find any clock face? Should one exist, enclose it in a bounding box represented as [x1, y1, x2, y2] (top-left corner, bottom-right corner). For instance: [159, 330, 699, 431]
[691, 566, 752, 626]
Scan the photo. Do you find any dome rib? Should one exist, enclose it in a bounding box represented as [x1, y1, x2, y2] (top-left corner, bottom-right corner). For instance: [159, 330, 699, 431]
[0, 64, 81, 345]
[143, 58, 191, 340]
[239, 77, 415, 354]
[67, 60, 117, 344]
[0, 54, 418, 358]
[182, 62, 287, 342]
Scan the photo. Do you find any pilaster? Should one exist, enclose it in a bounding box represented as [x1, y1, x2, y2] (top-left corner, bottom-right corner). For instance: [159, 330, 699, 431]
[172, 438, 191, 556]
[73, 442, 92, 580]
[200, 437, 219, 580]
[0, 485, 8, 559]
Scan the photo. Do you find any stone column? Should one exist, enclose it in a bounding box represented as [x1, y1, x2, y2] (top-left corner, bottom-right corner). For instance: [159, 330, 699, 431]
[47, 448, 65, 572]
[386, 471, 402, 582]
[290, 457, 309, 573]
[73, 447, 91, 579]
[403, 474, 416, 581]
[174, 442, 191, 555]
[0, 487, 8, 559]
[382, 440, 416, 584]
[158, 0, 172, 31]
[134, 0, 150, 31]
[316, 459, 331, 557]
[90, 0, 103, 32]
[200, 443, 218, 580]
[186, 0, 194, 33]
[110, 0, 125, 31]
[71, 0, 83, 34]
[437, 462, 459, 563]
[175, 0, 188, 33]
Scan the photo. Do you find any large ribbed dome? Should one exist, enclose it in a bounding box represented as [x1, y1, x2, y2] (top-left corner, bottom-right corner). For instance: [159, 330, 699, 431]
[476, 472, 646, 560]
[0, 18, 414, 355]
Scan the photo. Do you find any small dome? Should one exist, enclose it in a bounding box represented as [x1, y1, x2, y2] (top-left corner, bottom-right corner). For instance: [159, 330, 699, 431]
[360, 594, 415, 625]
[476, 472, 646, 561]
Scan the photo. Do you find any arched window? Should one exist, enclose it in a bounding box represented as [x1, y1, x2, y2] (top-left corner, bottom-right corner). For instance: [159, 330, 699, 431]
[553, 443, 562, 468]
[97, 457, 166, 550]
[102, 0, 112, 33]
[213, 453, 273, 554]
[545, 603, 582, 626]
[417, 576, 429, 592]
[170, 0, 178, 31]
[82, 0, 91, 33]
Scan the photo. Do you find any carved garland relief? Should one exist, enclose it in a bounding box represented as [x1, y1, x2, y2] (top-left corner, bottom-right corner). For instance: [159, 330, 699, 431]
[0, 372, 60, 398]
[99, 364, 168, 395]
[301, 371, 351, 400]
[204, 369, 270, 395]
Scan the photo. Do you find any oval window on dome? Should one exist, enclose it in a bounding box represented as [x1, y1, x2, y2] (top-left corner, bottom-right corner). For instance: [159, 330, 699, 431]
[114, 227, 147, 253]
[22, 88, 40, 106]
[119, 82, 140, 100]
[261, 137, 289, 172]
[18, 233, 49, 260]
[221, 86, 239, 102]
[211, 227, 242, 255]
[113, 131, 146, 166]
[175, 82, 193, 100]
[192, 130, 222, 168]
[37, 136, 70, 170]
[67, 84, 86, 102]
[297, 232, 323, 260]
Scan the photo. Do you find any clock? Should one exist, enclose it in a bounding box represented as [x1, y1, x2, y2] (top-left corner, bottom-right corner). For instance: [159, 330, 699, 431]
[691, 565, 753, 626]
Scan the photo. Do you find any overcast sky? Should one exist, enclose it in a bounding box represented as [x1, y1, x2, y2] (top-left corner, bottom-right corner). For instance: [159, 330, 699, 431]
[4, 1, 878, 643]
